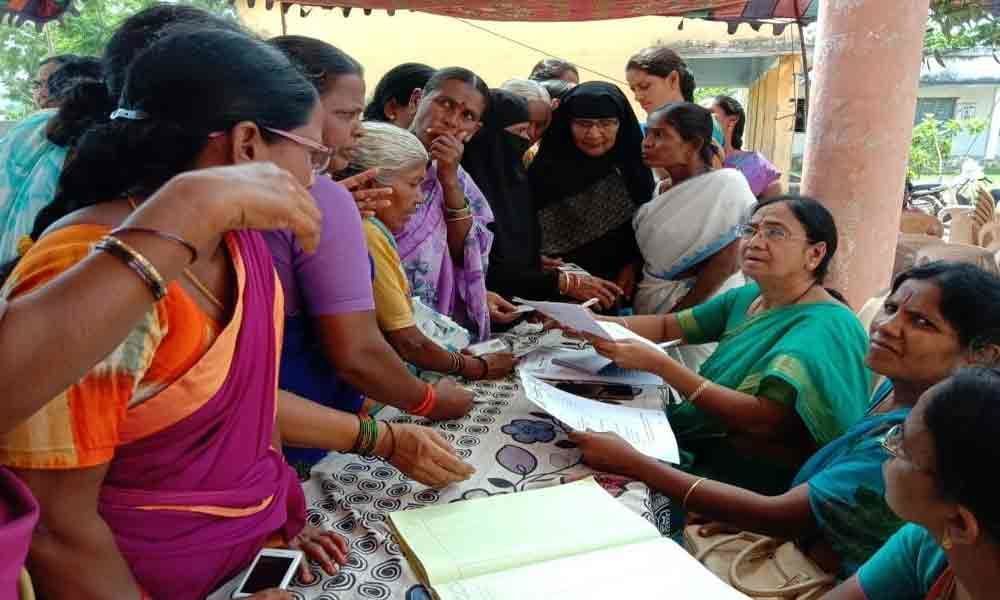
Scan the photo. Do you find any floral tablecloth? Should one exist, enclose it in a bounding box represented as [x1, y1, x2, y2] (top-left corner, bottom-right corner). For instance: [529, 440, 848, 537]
[212, 333, 673, 600]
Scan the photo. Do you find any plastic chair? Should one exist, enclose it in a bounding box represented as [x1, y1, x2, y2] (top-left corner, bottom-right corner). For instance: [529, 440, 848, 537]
[947, 211, 978, 245]
[980, 222, 1000, 249]
[915, 242, 1000, 276]
[899, 212, 944, 237]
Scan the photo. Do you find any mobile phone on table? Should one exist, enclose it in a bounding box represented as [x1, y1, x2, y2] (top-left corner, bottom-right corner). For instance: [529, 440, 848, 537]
[554, 382, 640, 401]
[231, 548, 303, 598]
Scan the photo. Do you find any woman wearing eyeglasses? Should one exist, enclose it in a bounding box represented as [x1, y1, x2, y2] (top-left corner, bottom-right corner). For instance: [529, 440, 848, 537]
[527, 81, 655, 306]
[571, 261, 1000, 578]
[825, 365, 1000, 600]
[0, 30, 357, 600]
[562, 196, 871, 496]
[632, 102, 757, 370]
[265, 39, 476, 481]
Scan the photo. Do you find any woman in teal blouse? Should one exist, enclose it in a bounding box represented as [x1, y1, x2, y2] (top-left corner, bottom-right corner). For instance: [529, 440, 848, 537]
[825, 365, 1000, 600]
[571, 196, 870, 494]
[573, 261, 1000, 576]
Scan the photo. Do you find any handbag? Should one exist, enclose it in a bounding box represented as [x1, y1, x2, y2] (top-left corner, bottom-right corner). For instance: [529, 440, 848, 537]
[684, 525, 836, 599]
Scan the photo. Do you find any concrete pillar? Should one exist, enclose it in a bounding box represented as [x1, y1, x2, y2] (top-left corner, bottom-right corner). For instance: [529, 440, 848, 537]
[801, 0, 930, 307]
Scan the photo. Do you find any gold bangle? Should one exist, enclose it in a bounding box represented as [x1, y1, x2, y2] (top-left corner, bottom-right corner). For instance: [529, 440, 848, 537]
[95, 235, 168, 301]
[445, 214, 473, 223]
[682, 477, 708, 510]
[687, 379, 712, 404]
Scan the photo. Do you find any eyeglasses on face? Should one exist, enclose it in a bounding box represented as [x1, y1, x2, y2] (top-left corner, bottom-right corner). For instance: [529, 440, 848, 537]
[881, 423, 935, 474]
[263, 127, 333, 175]
[738, 223, 809, 244]
[571, 118, 620, 132]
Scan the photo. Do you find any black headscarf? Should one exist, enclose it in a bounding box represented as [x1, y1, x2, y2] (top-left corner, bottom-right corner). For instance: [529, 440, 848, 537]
[528, 81, 653, 209]
[463, 89, 532, 208]
[463, 89, 560, 300]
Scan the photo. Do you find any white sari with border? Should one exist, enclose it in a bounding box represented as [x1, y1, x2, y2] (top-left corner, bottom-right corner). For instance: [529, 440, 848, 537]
[633, 168, 757, 369]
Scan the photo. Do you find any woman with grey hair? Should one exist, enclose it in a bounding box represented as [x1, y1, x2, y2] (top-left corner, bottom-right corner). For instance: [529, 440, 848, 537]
[501, 78, 552, 144]
[353, 122, 515, 380]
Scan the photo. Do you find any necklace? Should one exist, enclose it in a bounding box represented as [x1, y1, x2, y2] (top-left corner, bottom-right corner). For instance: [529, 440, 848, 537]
[751, 282, 817, 315]
[126, 199, 226, 313]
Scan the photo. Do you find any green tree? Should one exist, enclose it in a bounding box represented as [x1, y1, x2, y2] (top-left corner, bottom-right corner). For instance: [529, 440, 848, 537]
[0, 0, 234, 119]
[693, 86, 741, 105]
[908, 115, 988, 180]
[926, 0, 998, 57]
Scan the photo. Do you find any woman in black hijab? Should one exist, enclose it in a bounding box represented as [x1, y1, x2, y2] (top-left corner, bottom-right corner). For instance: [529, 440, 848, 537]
[528, 81, 654, 302]
[463, 89, 623, 308]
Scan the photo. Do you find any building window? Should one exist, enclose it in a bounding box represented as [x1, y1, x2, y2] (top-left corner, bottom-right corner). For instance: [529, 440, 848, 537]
[914, 97, 957, 124]
[794, 98, 806, 133]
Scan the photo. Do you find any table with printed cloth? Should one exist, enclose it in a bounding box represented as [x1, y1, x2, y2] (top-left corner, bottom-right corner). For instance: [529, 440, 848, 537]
[211, 333, 674, 600]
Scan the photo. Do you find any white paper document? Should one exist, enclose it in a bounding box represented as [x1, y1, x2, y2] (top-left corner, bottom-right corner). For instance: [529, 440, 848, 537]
[519, 371, 680, 463]
[516, 299, 615, 340]
[518, 349, 664, 385]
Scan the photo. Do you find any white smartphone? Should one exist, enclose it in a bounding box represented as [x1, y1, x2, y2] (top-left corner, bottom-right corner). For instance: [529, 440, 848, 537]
[231, 548, 304, 598]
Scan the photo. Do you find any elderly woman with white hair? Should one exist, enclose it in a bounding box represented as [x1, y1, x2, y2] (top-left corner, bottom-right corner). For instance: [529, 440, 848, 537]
[353, 122, 515, 380]
[500, 78, 552, 144]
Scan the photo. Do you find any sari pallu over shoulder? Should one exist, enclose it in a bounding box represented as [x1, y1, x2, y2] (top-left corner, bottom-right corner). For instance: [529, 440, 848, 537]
[394, 163, 493, 341]
[672, 285, 872, 493]
[99, 230, 305, 600]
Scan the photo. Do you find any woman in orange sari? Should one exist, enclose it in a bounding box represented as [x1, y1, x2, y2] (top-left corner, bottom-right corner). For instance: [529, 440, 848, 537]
[1, 29, 347, 600]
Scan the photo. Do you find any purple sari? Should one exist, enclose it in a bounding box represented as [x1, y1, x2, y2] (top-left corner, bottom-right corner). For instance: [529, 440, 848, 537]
[98, 230, 305, 600]
[394, 163, 494, 341]
[0, 468, 37, 600]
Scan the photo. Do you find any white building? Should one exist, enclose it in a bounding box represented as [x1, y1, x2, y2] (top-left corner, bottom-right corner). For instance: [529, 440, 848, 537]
[793, 49, 1000, 165]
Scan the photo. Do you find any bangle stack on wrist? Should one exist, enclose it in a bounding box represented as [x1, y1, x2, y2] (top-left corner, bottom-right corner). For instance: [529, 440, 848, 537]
[350, 415, 380, 456]
[445, 197, 472, 223]
[559, 272, 581, 296]
[447, 352, 466, 375]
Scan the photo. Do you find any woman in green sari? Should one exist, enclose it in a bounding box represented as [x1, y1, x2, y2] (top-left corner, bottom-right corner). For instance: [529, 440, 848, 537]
[576, 196, 872, 494]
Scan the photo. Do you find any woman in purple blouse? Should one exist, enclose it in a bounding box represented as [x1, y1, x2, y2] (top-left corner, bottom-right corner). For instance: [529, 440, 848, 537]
[711, 95, 783, 199]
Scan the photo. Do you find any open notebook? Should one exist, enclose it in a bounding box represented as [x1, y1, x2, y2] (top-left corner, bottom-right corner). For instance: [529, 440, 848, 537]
[389, 478, 748, 600]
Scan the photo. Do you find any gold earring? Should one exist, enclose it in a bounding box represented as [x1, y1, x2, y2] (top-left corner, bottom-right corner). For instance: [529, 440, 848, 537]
[941, 531, 953, 550]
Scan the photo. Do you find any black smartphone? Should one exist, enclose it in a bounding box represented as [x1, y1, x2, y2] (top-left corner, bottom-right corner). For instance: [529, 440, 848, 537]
[554, 382, 640, 401]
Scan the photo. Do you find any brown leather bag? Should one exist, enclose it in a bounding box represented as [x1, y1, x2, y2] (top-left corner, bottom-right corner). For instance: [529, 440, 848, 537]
[684, 525, 836, 600]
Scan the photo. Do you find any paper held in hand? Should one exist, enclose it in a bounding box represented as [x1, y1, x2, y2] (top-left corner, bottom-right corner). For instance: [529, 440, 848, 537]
[519, 371, 680, 464]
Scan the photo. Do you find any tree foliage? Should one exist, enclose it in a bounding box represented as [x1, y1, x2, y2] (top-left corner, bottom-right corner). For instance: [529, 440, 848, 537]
[908, 115, 988, 180]
[0, 0, 234, 119]
[926, 0, 998, 57]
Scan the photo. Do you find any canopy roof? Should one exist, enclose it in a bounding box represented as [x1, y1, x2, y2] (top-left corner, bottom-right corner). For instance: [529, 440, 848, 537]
[265, 0, 820, 22]
[5, 0, 827, 27]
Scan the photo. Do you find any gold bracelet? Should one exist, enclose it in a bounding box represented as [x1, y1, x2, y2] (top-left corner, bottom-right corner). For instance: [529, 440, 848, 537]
[445, 214, 474, 223]
[95, 235, 168, 301]
[687, 379, 712, 404]
[682, 477, 708, 510]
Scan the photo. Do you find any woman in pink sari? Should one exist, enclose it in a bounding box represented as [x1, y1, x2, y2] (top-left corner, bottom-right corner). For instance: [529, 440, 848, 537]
[0, 29, 348, 600]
